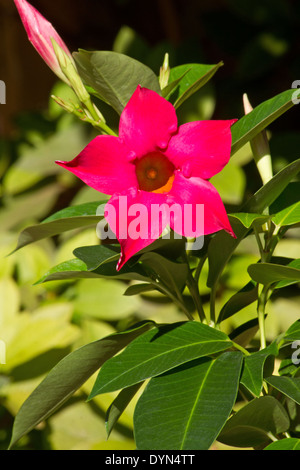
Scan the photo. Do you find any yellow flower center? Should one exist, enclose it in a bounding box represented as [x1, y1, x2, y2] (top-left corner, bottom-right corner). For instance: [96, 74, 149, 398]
[135, 153, 175, 193]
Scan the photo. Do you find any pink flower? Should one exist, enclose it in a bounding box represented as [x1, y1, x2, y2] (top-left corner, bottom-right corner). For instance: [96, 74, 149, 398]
[56, 86, 236, 270]
[14, 0, 73, 83]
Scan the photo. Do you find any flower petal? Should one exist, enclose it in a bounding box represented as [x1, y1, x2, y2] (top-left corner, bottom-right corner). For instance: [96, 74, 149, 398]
[56, 135, 137, 195]
[119, 86, 178, 158]
[104, 189, 169, 270]
[165, 120, 237, 179]
[168, 172, 235, 238]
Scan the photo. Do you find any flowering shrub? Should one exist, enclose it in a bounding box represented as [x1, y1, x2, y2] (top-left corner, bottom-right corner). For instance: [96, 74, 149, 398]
[8, 0, 300, 450]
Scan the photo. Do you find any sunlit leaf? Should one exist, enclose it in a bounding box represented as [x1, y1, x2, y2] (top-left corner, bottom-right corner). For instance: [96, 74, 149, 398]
[12, 202, 105, 253]
[89, 322, 233, 398]
[9, 321, 155, 449]
[134, 352, 243, 450]
[218, 396, 290, 448]
[264, 438, 300, 450]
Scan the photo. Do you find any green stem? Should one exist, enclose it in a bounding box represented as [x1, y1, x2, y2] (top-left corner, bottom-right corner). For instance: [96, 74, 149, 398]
[82, 98, 117, 136]
[209, 284, 217, 327]
[182, 252, 206, 323]
[232, 341, 250, 356]
[257, 284, 269, 350]
[186, 274, 206, 323]
[194, 255, 207, 284]
[156, 283, 194, 322]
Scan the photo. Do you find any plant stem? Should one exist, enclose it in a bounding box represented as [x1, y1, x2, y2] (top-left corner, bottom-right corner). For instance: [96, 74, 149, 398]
[156, 283, 194, 322]
[194, 255, 207, 284]
[232, 341, 250, 356]
[182, 252, 206, 323]
[257, 284, 269, 350]
[209, 285, 217, 327]
[186, 273, 206, 323]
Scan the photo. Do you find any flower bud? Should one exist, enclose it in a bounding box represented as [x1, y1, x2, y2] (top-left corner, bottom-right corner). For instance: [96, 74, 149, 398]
[14, 0, 74, 84]
[159, 53, 170, 89]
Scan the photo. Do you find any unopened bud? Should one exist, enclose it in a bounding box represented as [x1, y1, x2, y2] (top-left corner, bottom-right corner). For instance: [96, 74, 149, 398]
[14, 0, 74, 85]
[159, 53, 170, 89]
[52, 39, 90, 103]
[243, 93, 273, 185]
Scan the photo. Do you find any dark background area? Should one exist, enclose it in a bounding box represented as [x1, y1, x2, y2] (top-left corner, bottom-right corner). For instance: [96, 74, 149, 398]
[1, 0, 300, 138]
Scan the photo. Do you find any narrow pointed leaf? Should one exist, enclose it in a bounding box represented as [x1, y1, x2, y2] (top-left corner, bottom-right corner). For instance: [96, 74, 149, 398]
[73, 245, 120, 271]
[105, 382, 143, 438]
[166, 62, 223, 108]
[218, 396, 290, 448]
[89, 322, 233, 398]
[241, 158, 300, 214]
[139, 252, 189, 296]
[12, 201, 104, 253]
[231, 88, 300, 155]
[266, 376, 300, 405]
[35, 259, 151, 285]
[283, 319, 300, 342]
[218, 281, 258, 323]
[248, 262, 300, 286]
[272, 201, 300, 228]
[9, 321, 155, 449]
[264, 438, 300, 450]
[134, 352, 243, 450]
[207, 159, 300, 289]
[240, 342, 279, 397]
[229, 213, 270, 229]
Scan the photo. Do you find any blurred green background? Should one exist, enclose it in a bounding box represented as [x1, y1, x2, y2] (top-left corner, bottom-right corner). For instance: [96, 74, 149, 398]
[0, 0, 299, 450]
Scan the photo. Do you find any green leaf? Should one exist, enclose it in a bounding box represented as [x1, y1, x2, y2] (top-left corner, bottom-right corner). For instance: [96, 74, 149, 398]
[248, 262, 300, 286]
[9, 320, 155, 449]
[275, 259, 300, 289]
[266, 376, 300, 405]
[73, 245, 120, 271]
[43, 202, 105, 223]
[161, 67, 191, 99]
[231, 88, 300, 155]
[270, 182, 300, 214]
[207, 159, 300, 289]
[283, 319, 300, 342]
[218, 396, 290, 448]
[134, 352, 243, 450]
[207, 218, 248, 289]
[123, 284, 156, 296]
[166, 62, 223, 108]
[272, 201, 300, 228]
[74, 50, 161, 114]
[139, 252, 188, 297]
[242, 158, 300, 214]
[35, 258, 151, 285]
[229, 318, 260, 349]
[105, 383, 143, 438]
[12, 201, 104, 253]
[264, 438, 300, 450]
[218, 282, 258, 323]
[240, 342, 279, 397]
[229, 213, 270, 229]
[89, 322, 233, 398]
